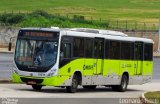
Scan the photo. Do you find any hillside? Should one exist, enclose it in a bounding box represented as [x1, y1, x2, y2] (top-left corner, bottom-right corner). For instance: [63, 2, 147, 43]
[0, 0, 160, 23]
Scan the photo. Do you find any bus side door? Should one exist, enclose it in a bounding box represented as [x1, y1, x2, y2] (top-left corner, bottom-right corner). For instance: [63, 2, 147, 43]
[83, 38, 94, 76]
[134, 42, 144, 75]
[93, 38, 104, 75]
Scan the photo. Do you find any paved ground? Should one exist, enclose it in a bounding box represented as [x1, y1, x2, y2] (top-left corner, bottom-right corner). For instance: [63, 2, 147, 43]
[0, 53, 13, 79]
[0, 82, 160, 98]
[0, 52, 159, 104]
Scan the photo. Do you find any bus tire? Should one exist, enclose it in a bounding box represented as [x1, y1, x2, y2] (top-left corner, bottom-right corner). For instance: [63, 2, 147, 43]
[83, 85, 96, 89]
[32, 85, 42, 91]
[117, 75, 128, 92]
[66, 74, 78, 93]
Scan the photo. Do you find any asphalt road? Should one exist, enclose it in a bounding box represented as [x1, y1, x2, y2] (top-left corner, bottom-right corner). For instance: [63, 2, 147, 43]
[0, 53, 13, 79]
[0, 82, 160, 104]
[0, 53, 160, 104]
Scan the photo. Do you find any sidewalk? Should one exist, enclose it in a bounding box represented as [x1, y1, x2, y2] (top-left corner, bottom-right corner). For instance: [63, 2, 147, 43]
[0, 48, 14, 53]
[153, 52, 160, 57]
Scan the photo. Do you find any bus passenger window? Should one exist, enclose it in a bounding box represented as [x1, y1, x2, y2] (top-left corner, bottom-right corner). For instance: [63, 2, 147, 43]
[85, 39, 93, 58]
[60, 43, 71, 59]
[144, 43, 153, 61]
[109, 40, 120, 59]
[105, 40, 109, 59]
[73, 38, 84, 57]
[121, 42, 131, 60]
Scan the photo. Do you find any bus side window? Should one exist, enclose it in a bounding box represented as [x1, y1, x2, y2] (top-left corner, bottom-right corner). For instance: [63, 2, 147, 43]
[60, 43, 71, 60]
[144, 43, 153, 61]
[73, 38, 84, 57]
[84, 39, 93, 58]
[121, 42, 131, 60]
[109, 40, 120, 59]
[105, 40, 109, 59]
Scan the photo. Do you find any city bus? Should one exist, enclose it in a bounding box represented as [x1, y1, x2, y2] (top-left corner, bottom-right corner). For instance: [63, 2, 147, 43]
[12, 27, 153, 93]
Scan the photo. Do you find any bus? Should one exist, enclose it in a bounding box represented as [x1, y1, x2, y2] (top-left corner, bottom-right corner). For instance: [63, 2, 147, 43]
[12, 27, 153, 93]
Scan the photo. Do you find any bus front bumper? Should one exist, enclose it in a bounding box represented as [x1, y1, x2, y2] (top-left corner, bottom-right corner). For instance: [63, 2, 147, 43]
[12, 73, 71, 86]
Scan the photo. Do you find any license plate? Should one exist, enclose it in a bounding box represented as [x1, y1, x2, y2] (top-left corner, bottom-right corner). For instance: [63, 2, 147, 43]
[27, 81, 36, 85]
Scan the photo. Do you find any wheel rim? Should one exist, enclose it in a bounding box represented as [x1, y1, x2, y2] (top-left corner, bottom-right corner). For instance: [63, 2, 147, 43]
[122, 77, 127, 90]
[72, 77, 78, 90]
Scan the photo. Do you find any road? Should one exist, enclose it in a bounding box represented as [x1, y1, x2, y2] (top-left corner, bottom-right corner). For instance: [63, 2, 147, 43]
[0, 53, 13, 79]
[0, 82, 160, 104]
[0, 53, 160, 104]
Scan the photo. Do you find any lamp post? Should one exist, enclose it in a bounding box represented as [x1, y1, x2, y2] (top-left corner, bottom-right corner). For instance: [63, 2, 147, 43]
[8, 36, 16, 51]
[158, 18, 160, 52]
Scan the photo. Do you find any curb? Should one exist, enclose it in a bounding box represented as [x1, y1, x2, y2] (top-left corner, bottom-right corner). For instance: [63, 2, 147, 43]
[0, 52, 14, 54]
[153, 56, 160, 58]
[141, 91, 158, 104]
[0, 79, 12, 84]
[0, 50, 14, 54]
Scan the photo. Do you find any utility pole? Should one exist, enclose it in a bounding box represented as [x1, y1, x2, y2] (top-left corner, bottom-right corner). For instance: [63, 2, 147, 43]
[158, 18, 160, 52]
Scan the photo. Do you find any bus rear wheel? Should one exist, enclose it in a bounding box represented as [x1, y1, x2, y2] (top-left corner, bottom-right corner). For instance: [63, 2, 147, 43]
[32, 85, 42, 91]
[112, 75, 128, 92]
[66, 74, 78, 93]
[83, 85, 96, 89]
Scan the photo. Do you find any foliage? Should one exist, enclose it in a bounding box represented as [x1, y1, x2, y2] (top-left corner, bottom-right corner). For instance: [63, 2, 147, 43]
[0, 13, 25, 24]
[0, 10, 109, 29]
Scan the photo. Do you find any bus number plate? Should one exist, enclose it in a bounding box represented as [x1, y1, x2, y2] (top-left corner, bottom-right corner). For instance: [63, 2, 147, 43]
[27, 81, 36, 85]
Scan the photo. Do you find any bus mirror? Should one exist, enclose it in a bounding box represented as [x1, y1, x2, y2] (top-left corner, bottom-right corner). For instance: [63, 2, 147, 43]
[8, 42, 12, 51]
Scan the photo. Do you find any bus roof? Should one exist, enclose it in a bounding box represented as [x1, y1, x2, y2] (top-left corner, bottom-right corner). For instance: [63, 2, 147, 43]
[20, 27, 154, 44]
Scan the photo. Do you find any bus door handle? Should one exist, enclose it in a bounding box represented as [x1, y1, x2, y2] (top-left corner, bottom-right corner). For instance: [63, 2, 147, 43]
[134, 64, 137, 68]
[93, 63, 96, 67]
[122, 64, 125, 68]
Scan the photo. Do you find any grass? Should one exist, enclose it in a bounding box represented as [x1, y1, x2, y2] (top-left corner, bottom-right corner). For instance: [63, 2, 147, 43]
[0, 0, 160, 23]
[144, 91, 160, 104]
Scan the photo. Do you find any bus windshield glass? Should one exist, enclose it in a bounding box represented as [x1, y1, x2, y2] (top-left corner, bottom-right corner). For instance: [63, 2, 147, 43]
[14, 30, 59, 72]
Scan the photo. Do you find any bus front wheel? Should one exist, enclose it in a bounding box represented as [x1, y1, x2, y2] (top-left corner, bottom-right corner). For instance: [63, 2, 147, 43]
[66, 74, 78, 93]
[32, 85, 42, 91]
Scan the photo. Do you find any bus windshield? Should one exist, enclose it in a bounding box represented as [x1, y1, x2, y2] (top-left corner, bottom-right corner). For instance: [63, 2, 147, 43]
[14, 30, 59, 72]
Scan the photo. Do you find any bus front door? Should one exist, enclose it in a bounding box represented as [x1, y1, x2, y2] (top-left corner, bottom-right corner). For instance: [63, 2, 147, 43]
[134, 42, 143, 75]
[93, 38, 104, 75]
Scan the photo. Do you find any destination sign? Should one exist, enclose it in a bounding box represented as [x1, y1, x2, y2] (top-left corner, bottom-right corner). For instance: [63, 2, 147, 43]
[24, 32, 53, 38]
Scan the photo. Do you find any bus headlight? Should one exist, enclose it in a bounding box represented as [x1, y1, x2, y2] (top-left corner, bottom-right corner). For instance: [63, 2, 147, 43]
[47, 69, 56, 77]
[47, 72, 55, 77]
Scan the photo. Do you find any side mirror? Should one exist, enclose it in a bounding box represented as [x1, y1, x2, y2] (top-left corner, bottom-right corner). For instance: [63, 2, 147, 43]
[8, 42, 12, 51]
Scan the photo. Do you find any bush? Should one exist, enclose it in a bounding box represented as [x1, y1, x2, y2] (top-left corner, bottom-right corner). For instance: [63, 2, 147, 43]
[30, 10, 50, 18]
[0, 13, 25, 24]
[0, 10, 110, 29]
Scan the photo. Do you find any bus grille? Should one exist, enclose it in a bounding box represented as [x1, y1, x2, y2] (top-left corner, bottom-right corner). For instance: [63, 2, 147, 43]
[20, 77, 43, 84]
